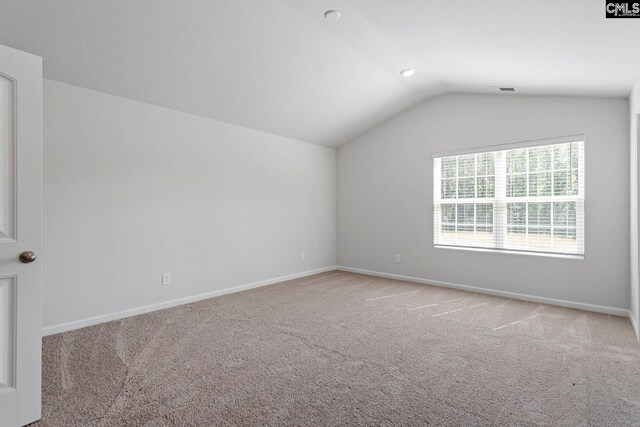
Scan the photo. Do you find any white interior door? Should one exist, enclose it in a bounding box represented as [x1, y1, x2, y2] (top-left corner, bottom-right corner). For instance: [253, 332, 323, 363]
[0, 44, 43, 426]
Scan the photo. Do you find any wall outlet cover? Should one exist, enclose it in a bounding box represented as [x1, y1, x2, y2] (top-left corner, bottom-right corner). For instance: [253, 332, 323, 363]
[162, 273, 171, 286]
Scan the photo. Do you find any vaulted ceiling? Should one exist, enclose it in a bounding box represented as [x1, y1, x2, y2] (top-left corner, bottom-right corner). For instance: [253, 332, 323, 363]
[1, 0, 639, 147]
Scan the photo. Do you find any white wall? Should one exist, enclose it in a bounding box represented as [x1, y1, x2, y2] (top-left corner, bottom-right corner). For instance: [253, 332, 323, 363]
[630, 77, 640, 336]
[43, 80, 336, 331]
[338, 94, 630, 311]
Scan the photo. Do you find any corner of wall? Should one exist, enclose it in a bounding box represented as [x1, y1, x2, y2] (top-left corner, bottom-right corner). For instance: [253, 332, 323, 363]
[630, 310, 640, 341]
[630, 74, 640, 339]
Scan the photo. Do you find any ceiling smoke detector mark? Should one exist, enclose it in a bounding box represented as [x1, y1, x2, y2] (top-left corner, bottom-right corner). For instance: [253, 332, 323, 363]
[324, 10, 341, 21]
[400, 68, 416, 77]
[499, 87, 515, 92]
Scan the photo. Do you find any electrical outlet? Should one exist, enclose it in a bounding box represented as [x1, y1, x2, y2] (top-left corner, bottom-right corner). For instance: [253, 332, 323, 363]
[300, 252, 305, 261]
[394, 254, 401, 263]
[162, 273, 171, 286]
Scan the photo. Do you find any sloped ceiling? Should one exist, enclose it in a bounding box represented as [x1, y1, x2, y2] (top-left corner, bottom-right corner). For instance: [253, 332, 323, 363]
[1, 0, 639, 147]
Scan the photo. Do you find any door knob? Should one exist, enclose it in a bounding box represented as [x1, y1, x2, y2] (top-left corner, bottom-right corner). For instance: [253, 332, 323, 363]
[19, 251, 37, 264]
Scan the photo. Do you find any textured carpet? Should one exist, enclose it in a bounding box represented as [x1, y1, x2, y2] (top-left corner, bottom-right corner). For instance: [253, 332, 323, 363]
[35, 271, 640, 426]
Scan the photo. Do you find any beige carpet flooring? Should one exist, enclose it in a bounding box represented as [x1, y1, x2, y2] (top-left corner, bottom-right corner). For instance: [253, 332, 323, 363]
[35, 271, 640, 426]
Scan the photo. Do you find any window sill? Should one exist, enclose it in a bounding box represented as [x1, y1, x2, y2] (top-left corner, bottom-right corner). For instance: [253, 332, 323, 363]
[434, 244, 584, 260]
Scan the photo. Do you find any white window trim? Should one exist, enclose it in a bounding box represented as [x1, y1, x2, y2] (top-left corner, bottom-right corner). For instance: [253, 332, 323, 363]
[432, 134, 585, 158]
[434, 244, 584, 260]
[433, 135, 586, 258]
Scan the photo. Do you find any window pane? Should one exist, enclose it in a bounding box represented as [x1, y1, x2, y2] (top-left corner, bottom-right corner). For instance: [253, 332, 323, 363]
[441, 157, 457, 178]
[507, 203, 526, 225]
[457, 204, 474, 224]
[477, 153, 495, 176]
[529, 172, 551, 196]
[442, 178, 456, 199]
[553, 144, 570, 170]
[457, 204, 475, 236]
[458, 155, 475, 177]
[571, 144, 579, 169]
[553, 202, 576, 226]
[567, 202, 576, 226]
[570, 169, 578, 195]
[553, 171, 569, 196]
[476, 176, 495, 198]
[553, 227, 576, 240]
[528, 202, 551, 226]
[529, 146, 551, 172]
[441, 204, 456, 223]
[458, 177, 475, 198]
[476, 203, 493, 225]
[507, 174, 527, 197]
[506, 149, 527, 174]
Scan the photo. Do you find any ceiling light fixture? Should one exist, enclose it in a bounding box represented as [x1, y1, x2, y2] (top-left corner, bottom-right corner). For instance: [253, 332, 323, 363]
[324, 10, 341, 21]
[400, 68, 416, 77]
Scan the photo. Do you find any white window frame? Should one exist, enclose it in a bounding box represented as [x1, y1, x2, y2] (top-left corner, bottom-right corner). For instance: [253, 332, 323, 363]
[433, 135, 585, 259]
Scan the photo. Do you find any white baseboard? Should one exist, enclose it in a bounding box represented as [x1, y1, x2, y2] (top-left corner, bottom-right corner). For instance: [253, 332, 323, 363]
[337, 266, 630, 317]
[42, 266, 338, 336]
[629, 310, 640, 341]
[44, 265, 634, 337]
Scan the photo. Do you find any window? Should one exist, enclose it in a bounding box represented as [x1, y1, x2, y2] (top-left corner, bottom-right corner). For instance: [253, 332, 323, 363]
[433, 138, 584, 257]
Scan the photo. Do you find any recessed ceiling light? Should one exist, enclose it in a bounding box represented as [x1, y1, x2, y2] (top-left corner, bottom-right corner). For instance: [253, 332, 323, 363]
[400, 68, 416, 77]
[324, 10, 341, 21]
